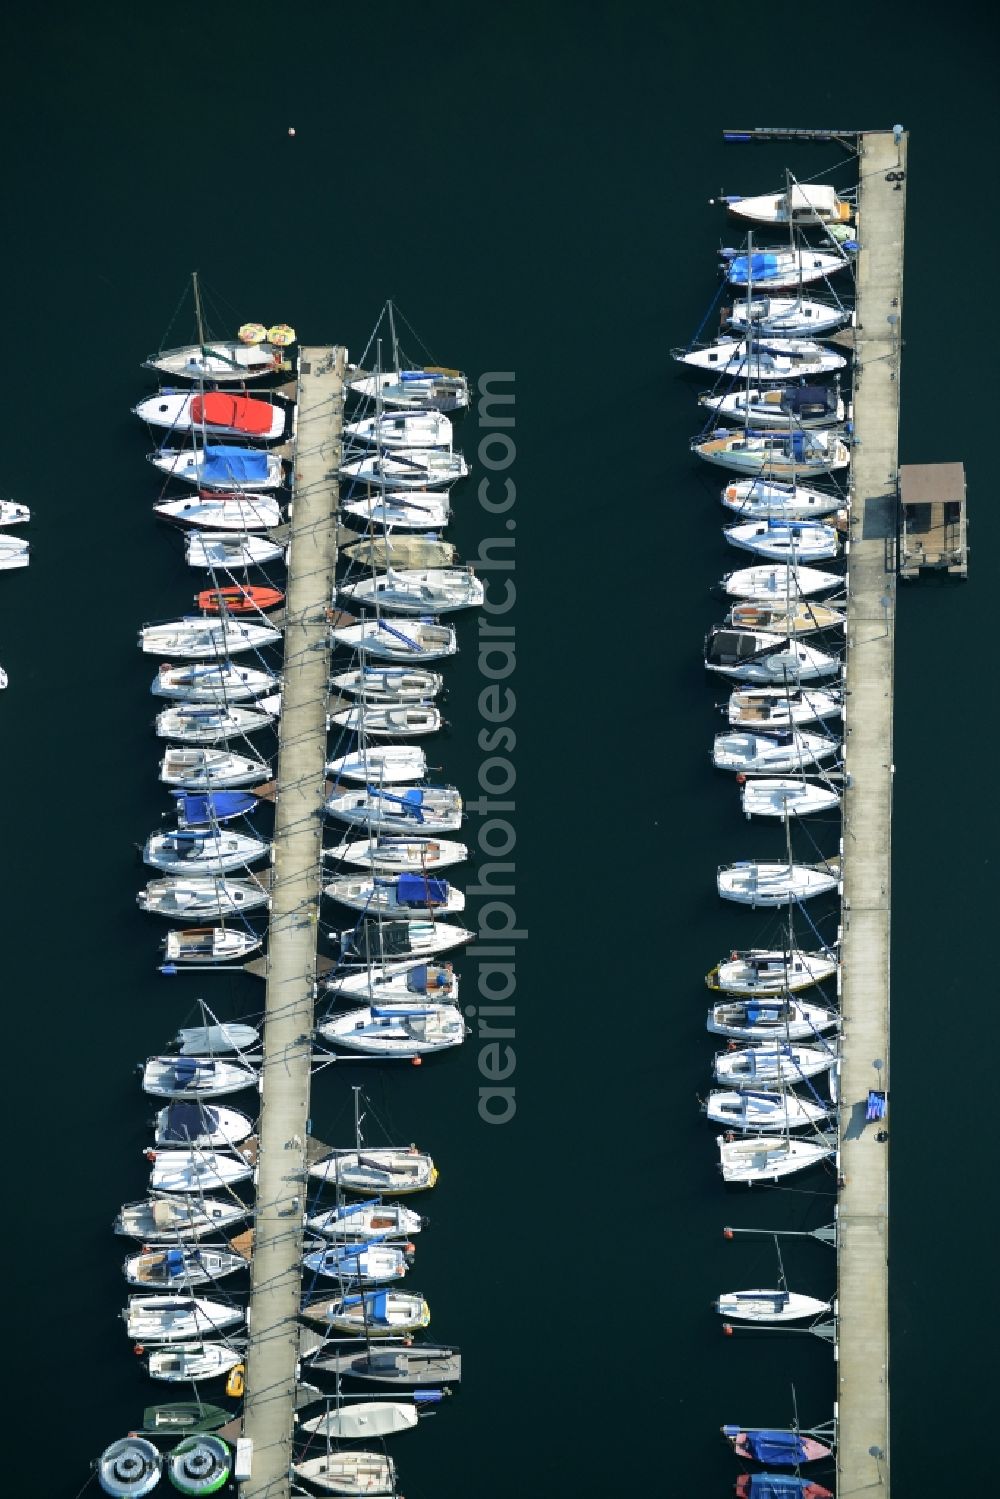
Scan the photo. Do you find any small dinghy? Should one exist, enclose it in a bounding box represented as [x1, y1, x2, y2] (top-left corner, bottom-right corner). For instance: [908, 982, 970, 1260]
[706, 948, 838, 997]
[338, 918, 473, 963]
[97, 1437, 162, 1497]
[160, 747, 271, 788]
[115, 1195, 247, 1243]
[713, 729, 839, 774]
[144, 339, 283, 382]
[718, 860, 840, 906]
[728, 686, 842, 730]
[723, 1425, 834, 1465]
[348, 367, 470, 411]
[186, 531, 286, 568]
[318, 1001, 466, 1057]
[135, 389, 289, 439]
[291, 1452, 397, 1496]
[307, 1200, 426, 1240]
[325, 784, 463, 834]
[736, 1477, 832, 1499]
[325, 872, 464, 916]
[742, 778, 842, 819]
[309, 1147, 438, 1195]
[717, 1289, 831, 1321]
[721, 478, 845, 521]
[156, 493, 283, 531]
[707, 996, 839, 1041]
[341, 568, 483, 614]
[161, 927, 262, 965]
[150, 445, 284, 490]
[0, 535, 29, 570]
[142, 1055, 258, 1099]
[153, 1102, 254, 1149]
[701, 386, 845, 430]
[327, 744, 426, 785]
[345, 410, 453, 449]
[148, 1150, 254, 1194]
[302, 1241, 411, 1282]
[140, 617, 282, 658]
[327, 836, 467, 872]
[725, 182, 853, 228]
[173, 790, 259, 827]
[325, 960, 458, 1004]
[147, 1342, 244, 1384]
[141, 1402, 233, 1434]
[156, 699, 280, 743]
[197, 584, 283, 614]
[138, 877, 269, 921]
[705, 628, 840, 683]
[329, 701, 441, 737]
[332, 665, 444, 702]
[674, 338, 845, 382]
[726, 599, 845, 635]
[125, 1244, 248, 1289]
[0, 499, 30, 527]
[342, 488, 451, 532]
[705, 1088, 832, 1131]
[300, 1401, 420, 1439]
[167, 1434, 232, 1495]
[722, 564, 842, 600]
[726, 295, 851, 338]
[722, 245, 853, 290]
[304, 1288, 430, 1335]
[724, 518, 840, 561]
[717, 1132, 837, 1184]
[125, 1295, 243, 1342]
[153, 661, 279, 702]
[715, 1042, 836, 1089]
[341, 450, 467, 489]
[309, 1344, 461, 1385]
[331, 617, 457, 662]
[144, 828, 270, 876]
[175, 1024, 260, 1055]
[695, 427, 850, 479]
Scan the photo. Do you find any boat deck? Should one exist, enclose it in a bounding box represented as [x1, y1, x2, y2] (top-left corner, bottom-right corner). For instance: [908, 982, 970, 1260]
[239, 345, 346, 1499]
[836, 128, 905, 1498]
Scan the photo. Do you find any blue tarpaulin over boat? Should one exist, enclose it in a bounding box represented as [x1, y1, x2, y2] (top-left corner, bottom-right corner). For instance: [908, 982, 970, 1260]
[162, 1103, 217, 1141]
[396, 873, 447, 905]
[370, 1292, 388, 1320]
[744, 1430, 812, 1464]
[173, 791, 257, 825]
[164, 1247, 186, 1276]
[729, 253, 780, 282]
[747, 1476, 818, 1498]
[201, 446, 270, 483]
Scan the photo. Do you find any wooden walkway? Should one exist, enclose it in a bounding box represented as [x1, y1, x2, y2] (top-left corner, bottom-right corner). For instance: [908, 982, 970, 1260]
[837, 130, 906, 1498]
[240, 346, 346, 1498]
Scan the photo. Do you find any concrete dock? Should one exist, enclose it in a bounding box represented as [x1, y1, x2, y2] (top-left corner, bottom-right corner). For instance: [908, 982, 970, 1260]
[240, 345, 346, 1498]
[837, 129, 906, 1497]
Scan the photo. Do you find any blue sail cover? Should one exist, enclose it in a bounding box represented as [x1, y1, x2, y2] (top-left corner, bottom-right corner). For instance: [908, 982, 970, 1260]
[406, 965, 430, 992]
[164, 1247, 186, 1276]
[174, 790, 257, 825]
[396, 874, 447, 906]
[729, 252, 780, 283]
[370, 1291, 388, 1321]
[746, 1430, 810, 1465]
[162, 1103, 217, 1141]
[201, 446, 269, 483]
[748, 1477, 816, 1498]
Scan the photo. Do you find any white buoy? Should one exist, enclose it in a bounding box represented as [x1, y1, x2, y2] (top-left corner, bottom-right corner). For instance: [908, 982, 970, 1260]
[288, 127, 296, 137]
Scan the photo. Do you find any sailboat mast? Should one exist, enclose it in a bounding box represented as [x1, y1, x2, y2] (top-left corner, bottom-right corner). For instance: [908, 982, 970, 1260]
[192, 270, 206, 348]
[387, 300, 400, 380]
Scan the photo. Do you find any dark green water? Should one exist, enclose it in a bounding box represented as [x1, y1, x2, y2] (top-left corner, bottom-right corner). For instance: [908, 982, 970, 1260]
[1, 5, 996, 1494]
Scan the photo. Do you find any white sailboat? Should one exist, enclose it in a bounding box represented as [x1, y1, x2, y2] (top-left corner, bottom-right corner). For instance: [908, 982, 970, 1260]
[147, 1150, 254, 1194]
[325, 784, 462, 833]
[149, 445, 284, 490]
[726, 295, 851, 338]
[309, 1148, 438, 1195]
[717, 1132, 837, 1184]
[712, 729, 839, 774]
[705, 628, 840, 683]
[299, 1402, 420, 1439]
[328, 701, 441, 738]
[341, 567, 483, 614]
[717, 859, 840, 906]
[155, 698, 280, 742]
[308, 1288, 430, 1334]
[345, 410, 453, 449]
[144, 829, 270, 876]
[727, 686, 842, 729]
[707, 995, 839, 1041]
[302, 1241, 410, 1282]
[722, 245, 853, 289]
[114, 1195, 247, 1243]
[325, 872, 465, 916]
[338, 918, 473, 963]
[706, 947, 838, 996]
[331, 665, 444, 702]
[673, 338, 845, 381]
[138, 877, 270, 920]
[705, 1089, 833, 1132]
[318, 1002, 466, 1057]
[714, 1041, 836, 1088]
[341, 489, 451, 532]
[306, 1200, 426, 1240]
[125, 1245, 248, 1289]
[341, 450, 467, 489]
[701, 385, 845, 429]
[125, 1295, 244, 1342]
[325, 960, 459, 1004]
[159, 747, 271, 788]
[724, 518, 840, 561]
[142, 1055, 258, 1099]
[741, 778, 842, 818]
[0, 536, 29, 570]
[290, 1453, 397, 1497]
[146, 1342, 245, 1383]
[331, 618, 456, 662]
[139, 617, 281, 658]
[185, 532, 286, 569]
[326, 745, 426, 784]
[716, 1288, 831, 1321]
[721, 564, 842, 600]
[695, 428, 851, 478]
[325, 835, 467, 871]
[152, 661, 279, 702]
[162, 927, 263, 964]
[155, 494, 282, 531]
[0, 499, 30, 527]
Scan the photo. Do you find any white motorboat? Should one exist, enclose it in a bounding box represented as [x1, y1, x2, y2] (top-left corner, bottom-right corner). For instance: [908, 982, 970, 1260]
[718, 860, 840, 906]
[716, 1288, 831, 1321]
[713, 728, 838, 774]
[327, 745, 426, 785]
[726, 295, 852, 338]
[175, 1024, 260, 1055]
[325, 872, 464, 916]
[342, 489, 451, 532]
[318, 1002, 466, 1057]
[742, 778, 842, 819]
[701, 385, 845, 429]
[705, 628, 840, 683]
[147, 1149, 254, 1194]
[726, 598, 845, 635]
[114, 1195, 247, 1243]
[722, 478, 845, 521]
[728, 686, 842, 729]
[707, 1088, 832, 1131]
[152, 661, 280, 702]
[139, 617, 281, 658]
[714, 1041, 836, 1089]
[695, 428, 851, 478]
[0, 536, 30, 570]
[0, 500, 30, 527]
[724, 182, 854, 228]
[717, 1132, 837, 1184]
[135, 389, 288, 440]
[302, 1242, 410, 1282]
[706, 948, 839, 996]
[331, 665, 444, 702]
[325, 784, 463, 834]
[145, 829, 270, 876]
[309, 1148, 438, 1195]
[186, 532, 286, 569]
[340, 568, 484, 614]
[125, 1295, 243, 1343]
[724, 519, 840, 561]
[326, 836, 467, 872]
[307, 1201, 426, 1240]
[125, 1244, 248, 1289]
[144, 340, 283, 382]
[329, 701, 441, 738]
[155, 698, 280, 743]
[708, 995, 839, 1041]
[138, 877, 270, 921]
[162, 927, 263, 965]
[308, 1288, 431, 1335]
[673, 338, 845, 381]
[149, 445, 284, 490]
[153, 1102, 254, 1149]
[159, 747, 271, 788]
[291, 1453, 397, 1497]
[338, 918, 473, 964]
[723, 245, 853, 289]
[155, 493, 283, 531]
[142, 1055, 258, 1099]
[299, 1402, 419, 1439]
[331, 618, 456, 662]
[348, 367, 470, 411]
[345, 410, 453, 449]
[722, 564, 842, 600]
[325, 960, 458, 1004]
[340, 450, 467, 489]
[146, 1341, 244, 1383]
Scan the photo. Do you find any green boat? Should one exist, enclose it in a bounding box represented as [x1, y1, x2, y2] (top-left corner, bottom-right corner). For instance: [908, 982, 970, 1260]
[168, 1435, 231, 1495]
[141, 1403, 232, 1436]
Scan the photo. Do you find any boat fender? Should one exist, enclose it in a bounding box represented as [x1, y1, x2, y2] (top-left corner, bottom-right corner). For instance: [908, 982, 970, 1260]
[724, 1131, 735, 1143]
[730, 951, 739, 961]
[144, 1149, 157, 1162]
[736, 773, 747, 785]
[134, 1344, 145, 1356]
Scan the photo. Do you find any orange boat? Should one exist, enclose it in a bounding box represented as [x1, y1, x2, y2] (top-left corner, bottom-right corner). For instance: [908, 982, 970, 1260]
[197, 585, 284, 615]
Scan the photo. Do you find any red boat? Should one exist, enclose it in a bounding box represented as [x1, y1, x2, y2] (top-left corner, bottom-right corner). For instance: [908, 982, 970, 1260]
[725, 1428, 833, 1466]
[736, 1476, 833, 1499]
[197, 586, 285, 615]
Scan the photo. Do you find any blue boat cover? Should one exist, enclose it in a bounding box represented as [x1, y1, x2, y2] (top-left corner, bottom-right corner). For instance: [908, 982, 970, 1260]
[747, 1477, 814, 1498]
[400, 370, 433, 381]
[791, 430, 807, 459]
[162, 1102, 217, 1141]
[407, 965, 429, 991]
[396, 873, 447, 905]
[372, 1005, 434, 1019]
[173, 1056, 199, 1086]
[201, 446, 269, 483]
[371, 1291, 388, 1321]
[746, 1430, 810, 1464]
[165, 1247, 186, 1276]
[730, 252, 780, 282]
[174, 791, 257, 825]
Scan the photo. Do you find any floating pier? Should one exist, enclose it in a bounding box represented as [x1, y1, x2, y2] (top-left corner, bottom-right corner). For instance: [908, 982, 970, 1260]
[239, 345, 347, 1498]
[836, 127, 906, 1498]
